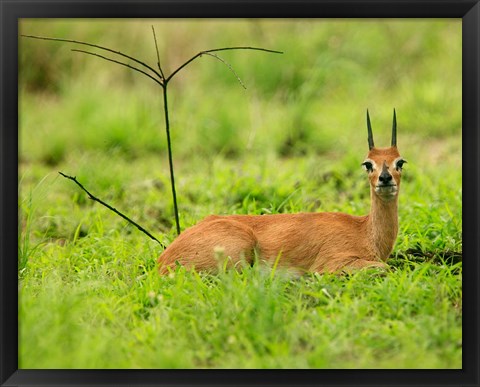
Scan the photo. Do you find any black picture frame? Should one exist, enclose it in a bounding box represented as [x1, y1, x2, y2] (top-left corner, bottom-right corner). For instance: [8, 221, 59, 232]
[2, 1, 479, 386]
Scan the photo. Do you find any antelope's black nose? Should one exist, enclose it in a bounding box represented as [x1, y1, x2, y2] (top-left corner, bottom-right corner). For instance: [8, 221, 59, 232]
[379, 171, 393, 184]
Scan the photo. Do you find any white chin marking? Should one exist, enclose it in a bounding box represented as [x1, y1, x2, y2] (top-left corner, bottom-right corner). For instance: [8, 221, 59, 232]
[375, 186, 397, 199]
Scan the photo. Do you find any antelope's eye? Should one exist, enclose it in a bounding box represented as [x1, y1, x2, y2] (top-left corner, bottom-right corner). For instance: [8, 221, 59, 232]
[362, 161, 373, 172]
[396, 159, 407, 171]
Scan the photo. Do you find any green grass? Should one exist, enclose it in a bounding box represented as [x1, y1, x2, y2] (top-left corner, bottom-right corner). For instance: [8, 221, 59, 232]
[18, 19, 461, 369]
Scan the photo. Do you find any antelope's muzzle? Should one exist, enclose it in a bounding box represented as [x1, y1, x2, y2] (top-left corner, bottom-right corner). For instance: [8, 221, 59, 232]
[375, 162, 397, 198]
[378, 162, 393, 185]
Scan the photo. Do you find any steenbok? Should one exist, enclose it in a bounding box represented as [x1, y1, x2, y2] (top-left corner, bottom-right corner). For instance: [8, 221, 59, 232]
[158, 110, 406, 274]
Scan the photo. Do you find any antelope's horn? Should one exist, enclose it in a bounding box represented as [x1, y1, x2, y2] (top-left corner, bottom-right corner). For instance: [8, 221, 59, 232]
[367, 109, 374, 150]
[391, 108, 397, 147]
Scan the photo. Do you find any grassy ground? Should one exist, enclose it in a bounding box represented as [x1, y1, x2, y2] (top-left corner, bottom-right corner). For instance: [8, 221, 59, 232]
[18, 19, 462, 369]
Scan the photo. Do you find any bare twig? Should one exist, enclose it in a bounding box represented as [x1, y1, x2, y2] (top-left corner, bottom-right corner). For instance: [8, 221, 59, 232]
[71, 49, 163, 87]
[59, 172, 165, 247]
[161, 85, 181, 236]
[202, 52, 247, 89]
[166, 46, 283, 83]
[151, 26, 165, 80]
[21, 34, 163, 82]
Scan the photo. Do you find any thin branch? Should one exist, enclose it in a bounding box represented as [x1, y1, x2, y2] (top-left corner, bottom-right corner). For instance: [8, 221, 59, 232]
[59, 172, 165, 247]
[21, 34, 163, 82]
[162, 85, 181, 235]
[165, 46, 283, 83]
[202, 52, 246, 89]
[71, 49, 164, 87]
[151, 26, 165, 80]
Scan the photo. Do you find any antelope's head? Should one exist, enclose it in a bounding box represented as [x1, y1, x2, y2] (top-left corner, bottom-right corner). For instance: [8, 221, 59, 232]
[362, 109, 407, 202]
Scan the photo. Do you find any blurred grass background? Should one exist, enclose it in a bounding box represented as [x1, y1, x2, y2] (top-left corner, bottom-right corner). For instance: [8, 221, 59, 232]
[18, 19, 462, 369]
[19, 19, 461, 161]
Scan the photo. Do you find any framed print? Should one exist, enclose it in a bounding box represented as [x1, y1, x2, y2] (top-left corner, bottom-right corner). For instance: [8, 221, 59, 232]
[2, 1, 479, 386]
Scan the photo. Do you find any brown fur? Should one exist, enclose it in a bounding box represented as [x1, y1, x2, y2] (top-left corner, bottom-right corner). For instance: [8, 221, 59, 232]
[158, 145, 404, 274]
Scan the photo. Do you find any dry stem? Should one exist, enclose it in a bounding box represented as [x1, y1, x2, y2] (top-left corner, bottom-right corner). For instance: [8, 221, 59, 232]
[59, 172, 164, 247]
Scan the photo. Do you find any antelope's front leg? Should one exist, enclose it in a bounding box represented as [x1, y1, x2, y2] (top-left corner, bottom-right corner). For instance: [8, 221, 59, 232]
[311, 255, 388, 274]
[338, 258, 388, 275]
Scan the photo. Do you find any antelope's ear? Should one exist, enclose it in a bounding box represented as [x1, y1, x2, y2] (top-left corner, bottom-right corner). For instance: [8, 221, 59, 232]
[395, 158, 407, 171]
[362, 160, 374, 172]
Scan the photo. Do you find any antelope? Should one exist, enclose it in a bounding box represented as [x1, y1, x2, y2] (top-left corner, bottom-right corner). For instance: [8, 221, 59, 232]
[158, 110, 406, 274]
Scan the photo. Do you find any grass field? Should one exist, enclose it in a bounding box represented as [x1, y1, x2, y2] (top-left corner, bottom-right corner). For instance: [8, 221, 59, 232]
[18, 19, 462, 369]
